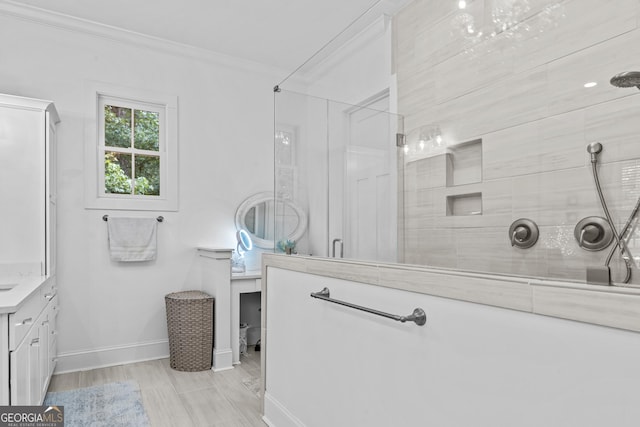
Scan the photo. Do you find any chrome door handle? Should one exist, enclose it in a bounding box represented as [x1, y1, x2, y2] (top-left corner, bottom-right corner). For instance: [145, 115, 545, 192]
[332, 238, 343, 258]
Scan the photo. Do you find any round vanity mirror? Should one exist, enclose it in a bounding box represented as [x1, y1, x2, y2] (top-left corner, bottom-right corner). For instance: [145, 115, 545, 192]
[235, 192, 307, 249]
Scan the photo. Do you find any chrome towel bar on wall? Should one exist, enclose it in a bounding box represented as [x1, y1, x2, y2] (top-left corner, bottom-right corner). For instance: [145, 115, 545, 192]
[102, 214, 164, 222]
[310, 287, 427, 326]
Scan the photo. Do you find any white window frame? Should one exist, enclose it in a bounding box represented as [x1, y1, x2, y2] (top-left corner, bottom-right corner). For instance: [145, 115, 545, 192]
[85, 83, 178, 211]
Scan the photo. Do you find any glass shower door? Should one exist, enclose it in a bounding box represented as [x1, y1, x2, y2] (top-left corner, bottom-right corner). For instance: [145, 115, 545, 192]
[273, 89, 402, 262]
[327, 95, 400, 262]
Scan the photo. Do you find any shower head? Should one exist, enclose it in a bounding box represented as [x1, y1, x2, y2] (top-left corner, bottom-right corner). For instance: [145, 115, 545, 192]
[610, 71, 640, 90]
[587, 142, 602, 163]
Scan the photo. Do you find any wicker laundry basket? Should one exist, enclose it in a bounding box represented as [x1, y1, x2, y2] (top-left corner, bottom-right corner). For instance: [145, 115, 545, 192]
[165, 290, 214, 371]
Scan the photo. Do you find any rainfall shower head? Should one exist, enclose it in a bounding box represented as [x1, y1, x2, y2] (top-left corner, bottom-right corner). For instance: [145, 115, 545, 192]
[610, 71, 640, 90]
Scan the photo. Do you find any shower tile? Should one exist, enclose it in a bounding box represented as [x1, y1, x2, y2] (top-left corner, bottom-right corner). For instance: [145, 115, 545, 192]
[512, 0, 637, 75]
[511, 168, 599, 226]
[263, 255, 309, 274]
[478, 179, 513, 219]
[433, 39, 514, 105]
[306, 259, 380, 285]
[396, 0, 473, 72]
[576, 159, 640, 219]
[403, 227, 457, 269]
[483, 110, 584, 180]
[532, 284, 640, 333]
[413, 15, 469, 71]
[404, 186, 443, 231]
[537, 224, 604, 283]
[378, 263, 533, 312]
[406, 154, 448, 189]
[442, 181, 511, 228]
[585, 96, 640, 165]
[546, 29, 640, 117]
[454, 227, 547, 278]
[435, 67, 549, 143]
[403, 108, 440, 141]
[404, 180, 512, 231]
[395, 0, 640, 287]
[397, 68, 437, 118]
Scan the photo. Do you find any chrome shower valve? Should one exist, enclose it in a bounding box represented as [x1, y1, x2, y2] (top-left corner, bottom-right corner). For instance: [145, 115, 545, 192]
[574, 216, 614, 251]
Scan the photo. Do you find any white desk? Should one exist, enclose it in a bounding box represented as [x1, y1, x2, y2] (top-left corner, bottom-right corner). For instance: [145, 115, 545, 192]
[231, 271, 261, 365]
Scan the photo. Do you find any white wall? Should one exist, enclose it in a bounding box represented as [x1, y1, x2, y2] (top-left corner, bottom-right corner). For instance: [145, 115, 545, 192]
[0, 10, 280, 371]
[264, 266, 640, 427]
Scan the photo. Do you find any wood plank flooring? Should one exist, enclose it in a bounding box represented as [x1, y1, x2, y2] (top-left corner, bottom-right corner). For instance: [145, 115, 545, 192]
[47, 347, 264, 427]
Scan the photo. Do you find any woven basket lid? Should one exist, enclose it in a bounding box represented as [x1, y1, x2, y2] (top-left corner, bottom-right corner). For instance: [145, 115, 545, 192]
[165, 290, 213, 300]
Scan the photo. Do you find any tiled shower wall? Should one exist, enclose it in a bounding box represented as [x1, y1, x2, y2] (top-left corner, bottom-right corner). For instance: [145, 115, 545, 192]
[394, 0, 640, 284]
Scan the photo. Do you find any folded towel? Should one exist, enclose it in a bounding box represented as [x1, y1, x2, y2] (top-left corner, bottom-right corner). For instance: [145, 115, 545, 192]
[107, 217, 158, 262]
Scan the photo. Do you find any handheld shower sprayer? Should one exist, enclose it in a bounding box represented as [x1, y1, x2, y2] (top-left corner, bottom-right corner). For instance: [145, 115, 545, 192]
[586, 142, 633, 284]
[582, 72, 640, 285]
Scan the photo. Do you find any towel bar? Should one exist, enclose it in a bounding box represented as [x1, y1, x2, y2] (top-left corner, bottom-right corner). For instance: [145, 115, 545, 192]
[103, 215, 164, 222]
[310, 287, 427, 326]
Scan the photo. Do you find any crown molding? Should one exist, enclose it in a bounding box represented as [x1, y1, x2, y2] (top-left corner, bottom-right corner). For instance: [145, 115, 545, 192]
[272, 0, 410, 88]
[0, 0, 286, 78]
[304, 14, 391, 82]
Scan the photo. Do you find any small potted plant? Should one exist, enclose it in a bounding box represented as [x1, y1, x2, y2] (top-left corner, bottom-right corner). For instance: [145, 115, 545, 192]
[277, 239, 296, 255]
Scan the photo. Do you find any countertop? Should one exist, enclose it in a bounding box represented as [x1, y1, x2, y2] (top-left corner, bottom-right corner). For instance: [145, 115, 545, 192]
[231, 270, 262, 280]
[0, 275, 51, 314]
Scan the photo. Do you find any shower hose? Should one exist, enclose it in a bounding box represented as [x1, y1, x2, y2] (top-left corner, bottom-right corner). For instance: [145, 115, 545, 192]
[591, 161, 635, 283]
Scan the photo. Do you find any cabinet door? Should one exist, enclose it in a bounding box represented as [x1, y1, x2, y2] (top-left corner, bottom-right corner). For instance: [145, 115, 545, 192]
[0, 106, 46, 268]
[29, 334, 41, 405]
[40, 295, 59, 400]
[39, 316, 50, 401]
[9, 325, 39, 405]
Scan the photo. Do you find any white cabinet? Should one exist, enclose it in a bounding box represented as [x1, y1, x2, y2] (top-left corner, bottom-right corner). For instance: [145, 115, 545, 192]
[8, 279, 58, 405]
[0, 93, 59, 406]
[0, 93, 59, 275]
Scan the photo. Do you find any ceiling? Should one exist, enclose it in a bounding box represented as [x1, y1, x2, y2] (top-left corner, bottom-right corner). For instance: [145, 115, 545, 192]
[9, 0, 411, 73]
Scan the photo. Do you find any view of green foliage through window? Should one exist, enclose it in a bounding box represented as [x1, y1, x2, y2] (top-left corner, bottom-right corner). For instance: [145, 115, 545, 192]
[104, 105, 160, 196]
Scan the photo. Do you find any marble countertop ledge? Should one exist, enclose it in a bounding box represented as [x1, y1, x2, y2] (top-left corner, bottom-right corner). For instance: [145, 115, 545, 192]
[262, 254, 640, 334]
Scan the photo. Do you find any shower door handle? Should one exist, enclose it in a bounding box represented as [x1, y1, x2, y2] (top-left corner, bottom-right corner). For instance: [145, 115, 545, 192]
[332, 238, 343, 258]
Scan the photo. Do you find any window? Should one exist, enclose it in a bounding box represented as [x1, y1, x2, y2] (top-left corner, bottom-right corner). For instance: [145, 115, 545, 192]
[102, 101, 162, 196]
[85, 84, 178, 211]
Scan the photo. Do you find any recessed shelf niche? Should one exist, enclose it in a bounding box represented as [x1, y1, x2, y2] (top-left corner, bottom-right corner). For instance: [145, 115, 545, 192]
[446, 192, 482, 216]
[446, 139, 482, 187]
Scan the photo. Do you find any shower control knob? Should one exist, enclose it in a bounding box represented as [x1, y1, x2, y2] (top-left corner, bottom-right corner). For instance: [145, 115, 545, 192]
[575, 217, 614, 251]
[512, 226, 529, 244]
[580, 224, 602, 246]
[509, 219, 539, 249]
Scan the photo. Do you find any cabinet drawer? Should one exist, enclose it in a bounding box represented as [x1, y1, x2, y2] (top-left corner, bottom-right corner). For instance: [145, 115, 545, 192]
[9, 292, 45, 351]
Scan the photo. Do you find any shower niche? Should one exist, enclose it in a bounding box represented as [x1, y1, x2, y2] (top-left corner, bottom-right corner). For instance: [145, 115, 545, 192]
[446, 192, 482, 216]
[445, 138, 483, 216]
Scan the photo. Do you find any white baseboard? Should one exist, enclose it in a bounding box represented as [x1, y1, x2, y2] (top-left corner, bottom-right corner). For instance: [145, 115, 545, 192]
[55, 339, 169, 373]
[212, 347, 233, 372]
[263, 392, 306, 427]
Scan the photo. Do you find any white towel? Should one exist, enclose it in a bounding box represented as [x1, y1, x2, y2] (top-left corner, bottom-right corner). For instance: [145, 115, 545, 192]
[107, 217, 158, 262]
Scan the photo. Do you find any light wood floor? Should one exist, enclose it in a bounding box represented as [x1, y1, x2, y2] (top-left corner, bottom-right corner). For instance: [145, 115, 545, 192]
[47, 347, 265, 427]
